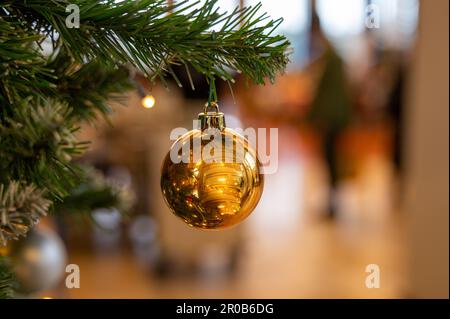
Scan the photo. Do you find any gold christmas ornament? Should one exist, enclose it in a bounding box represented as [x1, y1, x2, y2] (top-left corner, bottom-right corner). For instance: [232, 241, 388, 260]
[161, 102, 264, 229]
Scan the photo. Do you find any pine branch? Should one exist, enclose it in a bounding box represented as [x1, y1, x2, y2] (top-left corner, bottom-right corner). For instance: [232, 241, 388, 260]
[45, 50, 135, 121]
[0, 10, 134, 219]
[0, 14, 134, 121]
[0, 101, 85, 199]
[0, 181, 51, 246]
[0, 256, 15, 299]
[54, 166, 133, 214]
[45, 52, 134, 120]
[4, 0, 290, 84]
[0, 16, 55, 112]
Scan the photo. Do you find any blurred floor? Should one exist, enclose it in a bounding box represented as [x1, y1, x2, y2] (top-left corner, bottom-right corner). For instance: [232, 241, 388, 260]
[41, 124, 406, 299]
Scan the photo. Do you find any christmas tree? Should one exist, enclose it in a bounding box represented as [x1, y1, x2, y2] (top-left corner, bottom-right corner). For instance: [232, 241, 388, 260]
[0, 0, 289, 297]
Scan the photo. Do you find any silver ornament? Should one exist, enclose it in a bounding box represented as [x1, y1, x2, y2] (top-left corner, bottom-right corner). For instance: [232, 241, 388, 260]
[9, 227, 67, 293]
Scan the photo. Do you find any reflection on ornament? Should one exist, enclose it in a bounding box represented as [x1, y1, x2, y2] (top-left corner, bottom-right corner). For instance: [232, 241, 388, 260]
[9, 227, 67, 293]
[141, 94, 156, 109]
[161, 102, 264, 229]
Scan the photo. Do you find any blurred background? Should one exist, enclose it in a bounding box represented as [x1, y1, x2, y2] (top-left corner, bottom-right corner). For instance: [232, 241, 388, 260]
[31, 0, 448, 298]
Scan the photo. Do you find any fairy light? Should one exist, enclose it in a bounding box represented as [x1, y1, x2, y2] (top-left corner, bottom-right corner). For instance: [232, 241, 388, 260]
[141, 94, 156, 109]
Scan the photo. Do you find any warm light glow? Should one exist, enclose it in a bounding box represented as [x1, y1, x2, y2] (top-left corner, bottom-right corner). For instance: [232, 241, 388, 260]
[0, 246, 9, 256]
[141, 95, 155, 109]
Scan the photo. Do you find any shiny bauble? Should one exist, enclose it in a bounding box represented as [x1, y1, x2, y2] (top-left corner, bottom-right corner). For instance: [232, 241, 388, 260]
[161, 103, 264, 229]
[9, 227, 67, 293]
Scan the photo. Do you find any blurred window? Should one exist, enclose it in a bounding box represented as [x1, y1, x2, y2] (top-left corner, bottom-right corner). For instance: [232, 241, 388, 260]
[246, 0, 311, 68]
[368, 0, 419, 49]
[316, 0, 366, 37]
[316, 0, 419, 57]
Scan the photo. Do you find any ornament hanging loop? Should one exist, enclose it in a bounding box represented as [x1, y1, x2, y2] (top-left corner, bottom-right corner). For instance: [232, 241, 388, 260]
[200, 76, 224, 130]
[207, 76, 218, 107]
[203, 100, 220, 114]
[199, 101, 225, 131]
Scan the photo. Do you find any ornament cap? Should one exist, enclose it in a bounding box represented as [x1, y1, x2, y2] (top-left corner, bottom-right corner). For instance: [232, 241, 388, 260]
[198, 101, 226, 131]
